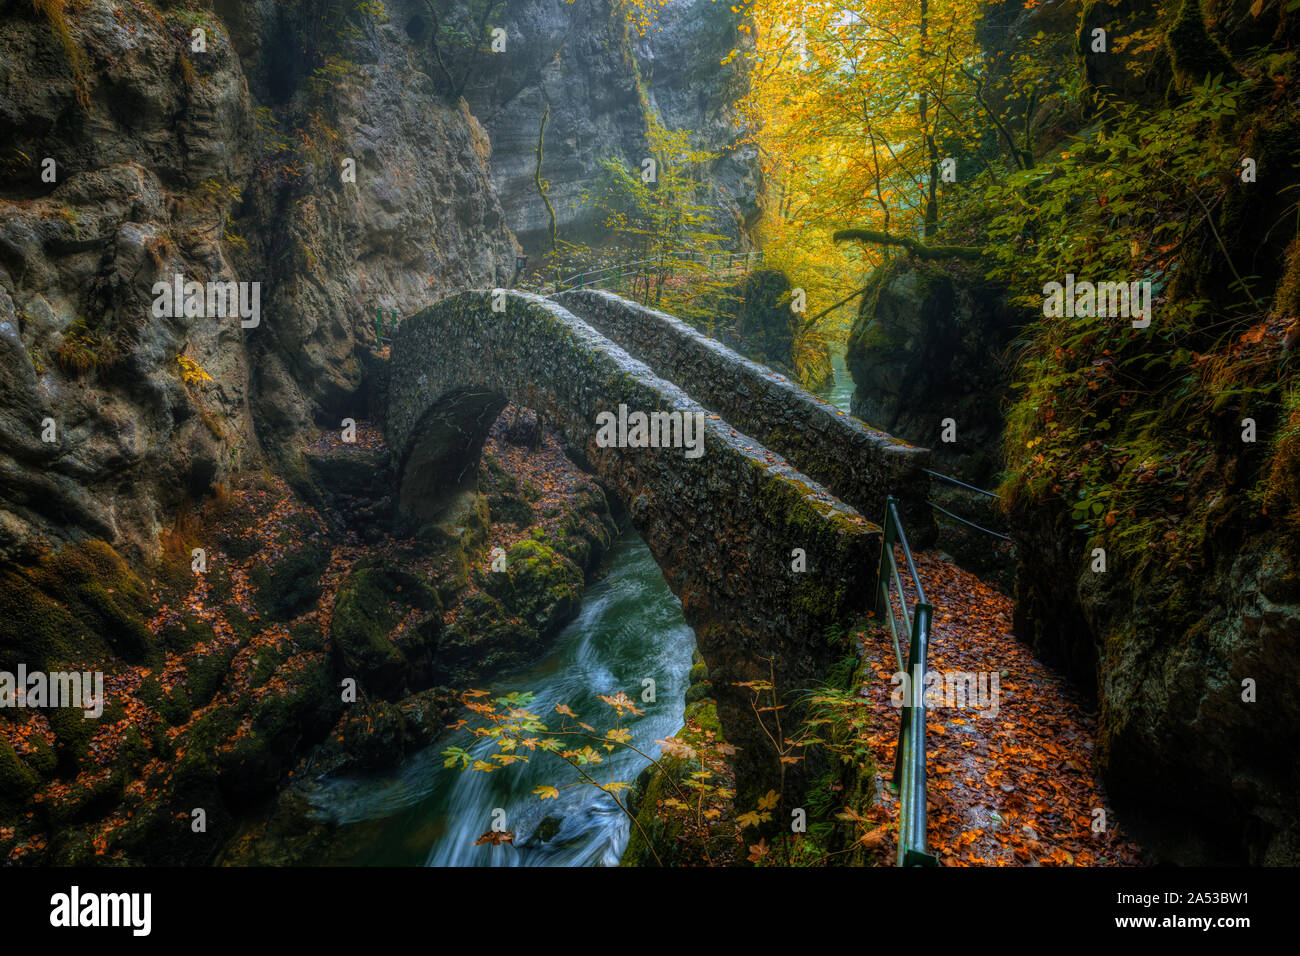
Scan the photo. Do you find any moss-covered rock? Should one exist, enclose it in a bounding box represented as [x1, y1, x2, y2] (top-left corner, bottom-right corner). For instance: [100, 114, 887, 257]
[492, 538, 584, 636]
[621, 754, 694, 867]
[159, 611, 216, 654]
[0, 541, 158, 673]
[331, 566, 440, 697]
[0, 737, 38, 808]
[137, 675, 192, 727]
[45, 766, 125, 829]
[251, 540, 331, 622]
[1166, 0, 1238, 94]
[46, 704, 97, 772]
[433, 590, 541, 685]
[845, 257, 1017, 488]
[183, 643, 240, 709]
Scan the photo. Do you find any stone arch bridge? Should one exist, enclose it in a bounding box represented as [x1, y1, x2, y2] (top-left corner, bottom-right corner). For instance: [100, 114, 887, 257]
[386, 290, 933, 799]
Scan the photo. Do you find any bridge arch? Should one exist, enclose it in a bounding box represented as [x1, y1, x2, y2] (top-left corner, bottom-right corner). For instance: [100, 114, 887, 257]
[387, 290, 881, 800]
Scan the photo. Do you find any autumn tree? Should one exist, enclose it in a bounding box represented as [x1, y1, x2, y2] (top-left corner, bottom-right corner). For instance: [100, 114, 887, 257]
[590, 117, 730, 312]
[733, 0, 1025, 320]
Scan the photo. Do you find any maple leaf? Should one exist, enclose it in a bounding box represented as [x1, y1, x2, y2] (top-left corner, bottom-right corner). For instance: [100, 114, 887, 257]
[747, 838, 770, 863]
[441, 746, 472, 770]
[532, 785, 559, 800]
[473, 830, 515, 847]
[598, 691, 645, 716]
[655, 736, 698, 760]
[757, 789, 779, 811]
[555, 703, 578, 718]
[859, 827, 887, 849]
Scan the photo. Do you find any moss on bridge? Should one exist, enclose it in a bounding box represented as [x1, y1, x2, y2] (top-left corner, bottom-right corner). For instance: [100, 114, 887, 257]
[557, 288, 934, 542]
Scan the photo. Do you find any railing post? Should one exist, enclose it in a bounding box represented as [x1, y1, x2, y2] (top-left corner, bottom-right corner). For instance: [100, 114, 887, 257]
[875, 495, 897, 620]
[876, 490, 939, 866]
[899, 601, 936, 866]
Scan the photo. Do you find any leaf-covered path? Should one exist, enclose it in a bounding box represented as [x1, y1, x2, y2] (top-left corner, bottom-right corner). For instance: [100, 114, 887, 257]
[856, 552, 1143, 866]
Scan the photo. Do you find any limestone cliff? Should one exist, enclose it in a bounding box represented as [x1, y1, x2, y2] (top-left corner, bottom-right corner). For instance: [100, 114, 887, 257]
[0, 0, 519, 561]
[463, 0, 758, 253]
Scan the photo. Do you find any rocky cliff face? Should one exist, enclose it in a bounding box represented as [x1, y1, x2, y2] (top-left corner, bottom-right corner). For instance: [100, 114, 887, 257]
[632, 0, 760, 244]
[464, 0, 758, 254]
[462, 0, 646, 251]
[1009, 491, 1300, 865]
[0, 0, 518, 560]
[980, 0, 1300, 864]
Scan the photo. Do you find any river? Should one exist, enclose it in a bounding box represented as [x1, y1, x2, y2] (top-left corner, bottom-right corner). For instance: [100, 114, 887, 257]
[300, 523, 697, 866]
[819, 342, 854, 412]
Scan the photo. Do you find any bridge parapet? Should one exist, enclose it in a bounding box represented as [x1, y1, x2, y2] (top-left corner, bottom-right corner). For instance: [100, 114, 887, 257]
[556, 289, 935, 543]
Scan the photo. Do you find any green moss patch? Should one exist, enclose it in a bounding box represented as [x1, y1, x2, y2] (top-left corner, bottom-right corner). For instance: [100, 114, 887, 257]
[251, 541, 331, 621]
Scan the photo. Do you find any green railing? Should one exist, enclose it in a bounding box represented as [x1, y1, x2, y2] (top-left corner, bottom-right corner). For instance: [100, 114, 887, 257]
[376, 307, 401, 343]
[542, 250, 762, 296]
[876, 495, 938, 867]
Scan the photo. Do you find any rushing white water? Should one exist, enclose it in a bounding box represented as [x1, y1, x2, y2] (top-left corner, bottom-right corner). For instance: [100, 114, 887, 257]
[301, 525, 696, 866]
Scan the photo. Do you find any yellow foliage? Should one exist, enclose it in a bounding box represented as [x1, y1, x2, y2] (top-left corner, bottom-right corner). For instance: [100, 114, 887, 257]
[736, 0, 985, 328]
[177, 354, 214, 386]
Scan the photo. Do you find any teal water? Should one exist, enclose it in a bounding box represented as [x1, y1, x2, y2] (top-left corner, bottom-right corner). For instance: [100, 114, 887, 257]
[300, 524, 696, 866]
[819, 342, 854, 413]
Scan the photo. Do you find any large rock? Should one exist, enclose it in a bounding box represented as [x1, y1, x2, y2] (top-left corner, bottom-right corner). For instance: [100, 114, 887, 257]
[845, 258, 1020, 488]
[1010, 492, 1300, 864]
[331, 565, 442, 698]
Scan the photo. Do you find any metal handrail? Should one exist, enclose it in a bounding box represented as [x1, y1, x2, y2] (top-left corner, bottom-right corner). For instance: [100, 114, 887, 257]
[928, 501, 1013, 543]
[922, 469, 1013, 542]
[922, 468, 1000, 499]
[875, 495, 938, 867]
[542, 249, 762, 295]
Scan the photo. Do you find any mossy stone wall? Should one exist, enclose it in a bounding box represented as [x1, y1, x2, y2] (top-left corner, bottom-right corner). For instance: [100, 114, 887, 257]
[558, 289, 934, 541]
